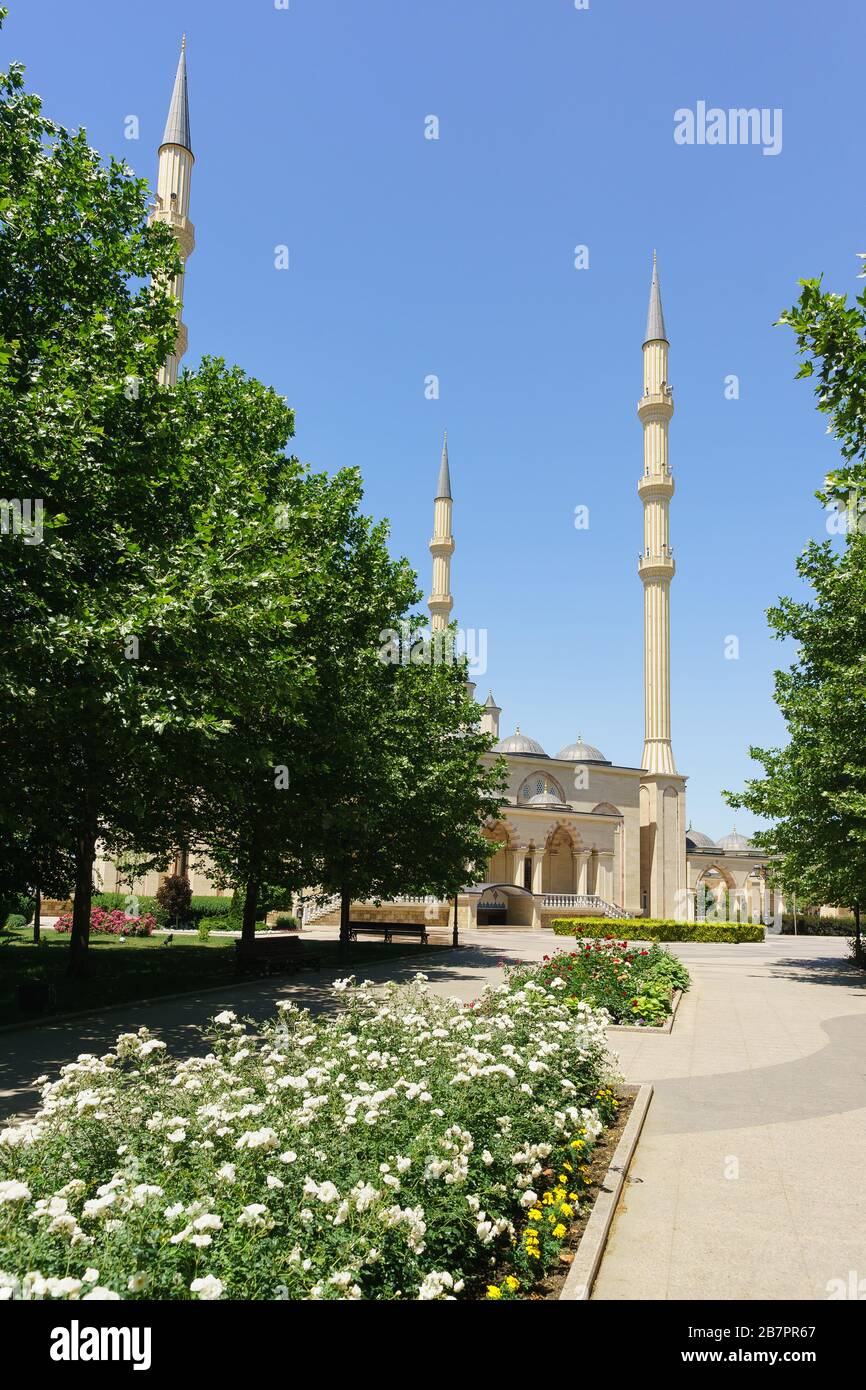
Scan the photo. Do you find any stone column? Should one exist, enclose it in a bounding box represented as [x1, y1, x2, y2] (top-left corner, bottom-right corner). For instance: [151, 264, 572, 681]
[577, 852, 588, 895]
[531, 847, 545, 896]
[603, 853, 616, 901]
[512, 847, 528, 888]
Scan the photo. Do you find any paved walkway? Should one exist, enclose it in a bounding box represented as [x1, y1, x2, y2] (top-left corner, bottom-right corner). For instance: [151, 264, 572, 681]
[3, 930, 864, 1301]
[592, 936, 866, 1301]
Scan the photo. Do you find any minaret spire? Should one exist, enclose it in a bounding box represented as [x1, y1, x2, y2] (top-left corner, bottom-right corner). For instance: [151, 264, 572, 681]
[480, 690, 501, 739]
[638, 252, 676, 774]
[428, 431, 455, 632]
[644, 249, 667, 345]
[151, 38, 195, 386]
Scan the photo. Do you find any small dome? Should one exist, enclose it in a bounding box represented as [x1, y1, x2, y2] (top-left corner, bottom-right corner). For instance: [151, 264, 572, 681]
[685, 827, 719, 849]
[494, 726, 547, 757]
[555, 735, 607, 762]
[527, 790, 564, 807]
[718, 829, 752, 852]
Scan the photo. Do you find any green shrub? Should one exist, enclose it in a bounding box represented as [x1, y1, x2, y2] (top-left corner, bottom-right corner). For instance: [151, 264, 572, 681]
[197, 916, 233, 933]
[3, 914, 27, 931]
[197, 922, 211, 942]
[94, 893, 235, 930]
[1, 893, 35, 926]
[504, 939, 690, 1026]
[272, 914, 298, 931]
[93, 892, 159, 916]
[550, 918, 764, 943]
[190, 897, 234, 918]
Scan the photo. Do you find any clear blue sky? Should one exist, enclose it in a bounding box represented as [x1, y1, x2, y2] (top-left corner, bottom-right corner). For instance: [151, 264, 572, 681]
[5, 0, 863, 837]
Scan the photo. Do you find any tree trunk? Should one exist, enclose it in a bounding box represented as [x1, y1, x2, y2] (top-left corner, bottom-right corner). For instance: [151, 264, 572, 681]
[339, 884, 352, 961]
[854, 901, 862, 962]
[241, 873, 260, 950]
[69, 822, 97, 977]
[33, 883, 41, 945]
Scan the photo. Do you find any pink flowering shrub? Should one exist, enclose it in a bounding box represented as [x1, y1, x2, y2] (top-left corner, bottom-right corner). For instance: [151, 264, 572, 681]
[53, 908, 155, 938]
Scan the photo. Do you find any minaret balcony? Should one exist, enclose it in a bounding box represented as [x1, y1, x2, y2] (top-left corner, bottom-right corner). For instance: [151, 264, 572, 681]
[150, 208, 195, 259]
[428, 535, 455, 556]
[638, 549, 676, 581]
[636, 390, 674, 422]
[637, 472, 675, 501]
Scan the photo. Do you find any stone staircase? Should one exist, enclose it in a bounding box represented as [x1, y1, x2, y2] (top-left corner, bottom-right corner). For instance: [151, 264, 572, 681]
[539, 894, 634, 919]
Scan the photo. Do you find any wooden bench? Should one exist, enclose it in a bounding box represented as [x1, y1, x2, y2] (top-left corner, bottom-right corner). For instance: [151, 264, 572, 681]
[348, 922, 428, 945]
[234, 933, 318, 975]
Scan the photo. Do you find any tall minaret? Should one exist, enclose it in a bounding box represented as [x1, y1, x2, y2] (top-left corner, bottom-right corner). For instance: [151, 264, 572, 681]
[428, 432, 455, 632]
[152, 37, 195, 386]
[638, 252, 677, 775]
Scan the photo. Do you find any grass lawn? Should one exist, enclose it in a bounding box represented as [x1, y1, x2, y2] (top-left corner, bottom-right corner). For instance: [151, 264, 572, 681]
[0, 928, 450, 1027]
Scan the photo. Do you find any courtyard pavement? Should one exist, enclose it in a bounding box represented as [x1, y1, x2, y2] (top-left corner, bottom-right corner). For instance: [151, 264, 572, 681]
[2, 929, 863, 1301]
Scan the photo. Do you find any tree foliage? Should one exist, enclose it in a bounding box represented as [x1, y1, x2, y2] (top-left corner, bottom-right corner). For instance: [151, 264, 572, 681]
[726, 259, 866, 953]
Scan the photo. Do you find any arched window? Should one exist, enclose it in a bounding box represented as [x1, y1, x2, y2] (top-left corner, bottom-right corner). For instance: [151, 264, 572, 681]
[518, 772, 566, 803]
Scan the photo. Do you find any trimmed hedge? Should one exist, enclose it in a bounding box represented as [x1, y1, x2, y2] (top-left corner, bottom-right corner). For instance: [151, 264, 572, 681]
[550, 918, 764, 943]
[93, 893, 235, 927]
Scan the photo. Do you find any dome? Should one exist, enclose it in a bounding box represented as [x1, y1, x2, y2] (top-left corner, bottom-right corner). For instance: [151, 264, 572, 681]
[494, 726, 547, 757]
[685, 827, 719, 849]
[718, 830, 752, 852]
[555, 735, 607, 763]
[527, 790, 564, 807]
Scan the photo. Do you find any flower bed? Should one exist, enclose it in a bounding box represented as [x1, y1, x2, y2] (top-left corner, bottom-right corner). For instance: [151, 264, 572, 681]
[53, 908, 155, 938]
[0, 975, 619, 1301]
[551, 918, 764, 943]
[503, 941, 690, 1027]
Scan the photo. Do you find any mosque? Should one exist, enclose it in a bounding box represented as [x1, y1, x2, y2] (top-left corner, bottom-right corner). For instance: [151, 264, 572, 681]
[95, 41, 778, 931]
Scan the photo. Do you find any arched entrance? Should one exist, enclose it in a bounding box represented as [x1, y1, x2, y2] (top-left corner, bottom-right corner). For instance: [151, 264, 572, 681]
[694, 864, 736, 919]
[473, 884, 535, 927]
[481, 821, 514, 885]
[542, 826, 576, 894]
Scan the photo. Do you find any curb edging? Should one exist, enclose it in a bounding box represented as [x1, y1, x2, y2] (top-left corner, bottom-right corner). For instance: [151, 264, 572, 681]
[606, 986, 684, 1035]
[558, 1081, 653, 1301]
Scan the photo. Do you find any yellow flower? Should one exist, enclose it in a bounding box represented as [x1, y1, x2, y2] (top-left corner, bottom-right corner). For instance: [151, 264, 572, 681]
[552, 1223, 567, 1238]
[528, 1208, 542, 1221]
[560, 1203, 574, 1217]
[504, 1276, 519, 1291]
[542, 1192, 554, 1205]
[558, 1174, 567, 1184]
[486, 1284, 502, 1299]
[563, 1161, 573, 1173]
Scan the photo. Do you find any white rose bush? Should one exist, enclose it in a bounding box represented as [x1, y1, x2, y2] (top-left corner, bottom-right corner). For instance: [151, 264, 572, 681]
[0, 975, 618, 1300]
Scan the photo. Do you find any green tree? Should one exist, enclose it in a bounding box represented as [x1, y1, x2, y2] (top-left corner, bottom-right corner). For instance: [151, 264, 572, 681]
[0, 35, 312, 972]
[726, 257, 866, 959]
[306, 622, 505, 959]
